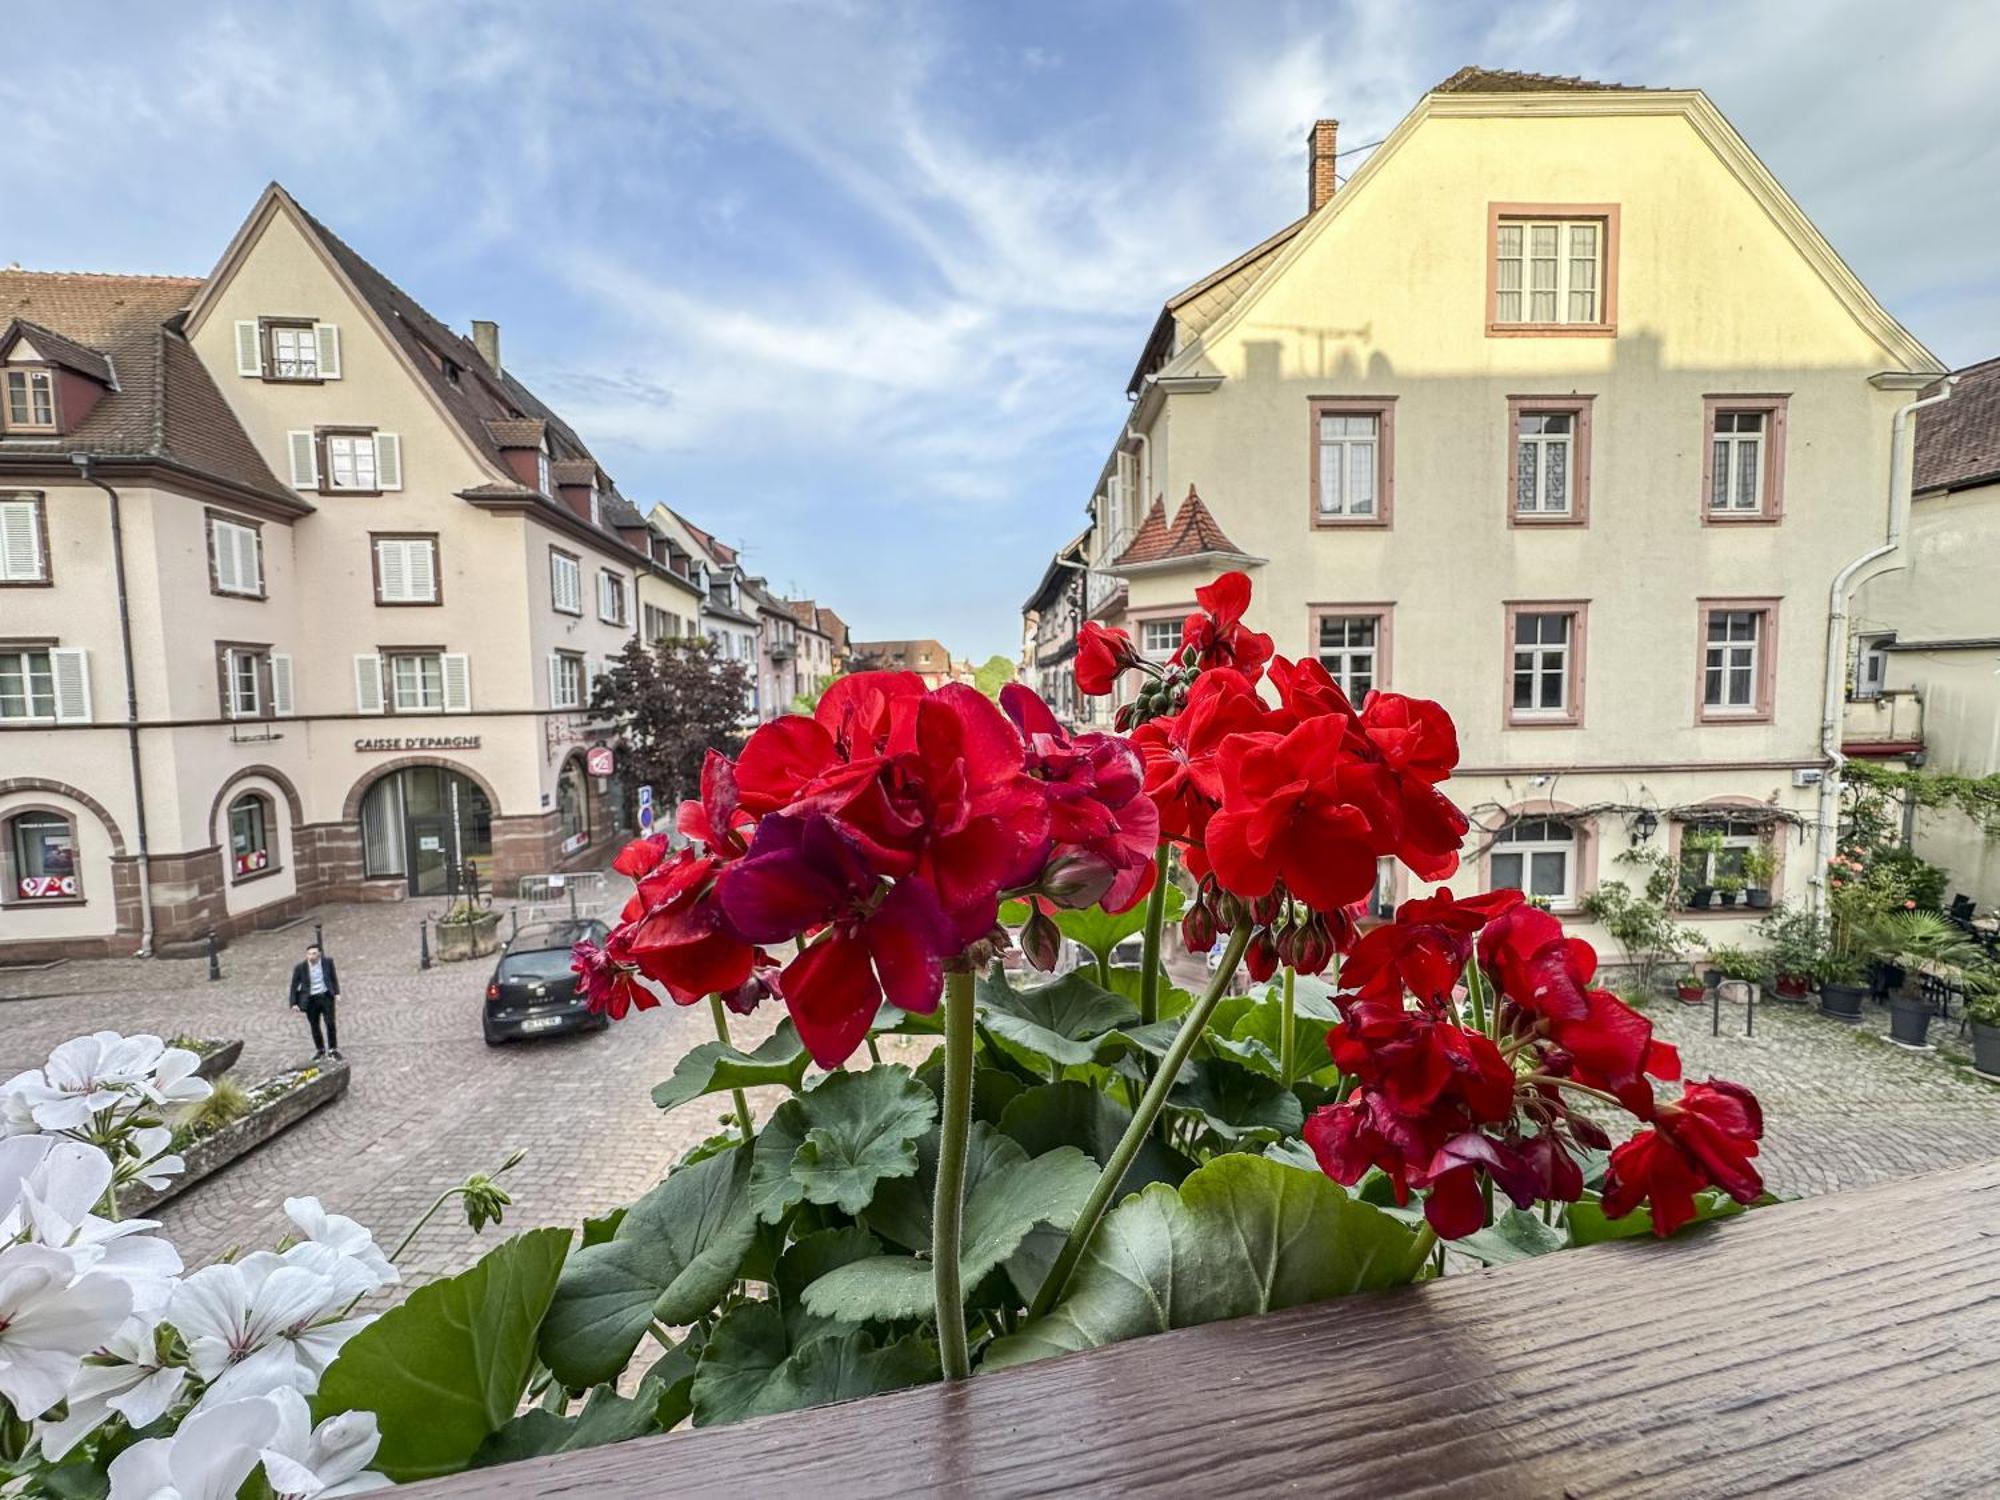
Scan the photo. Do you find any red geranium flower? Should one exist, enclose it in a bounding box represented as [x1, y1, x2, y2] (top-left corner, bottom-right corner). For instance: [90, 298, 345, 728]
[1130, 668, 1273, 844]
[571, 936, 661, 1020]
[1602, 1078, 1763, 1236]
[615, 845, 756, 1005]
[1000, 684, 1159, 913]
[1075, 622, 1142, 697]
[1340, 886, 1523, 1006]
[1179, 571, 1273, 680]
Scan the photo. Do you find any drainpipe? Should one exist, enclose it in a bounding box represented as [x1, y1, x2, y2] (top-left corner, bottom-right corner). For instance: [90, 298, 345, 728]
[1812, 377, 1956, 912]
[72, 454, 155, 957]
[1124, 423, 1152, 513]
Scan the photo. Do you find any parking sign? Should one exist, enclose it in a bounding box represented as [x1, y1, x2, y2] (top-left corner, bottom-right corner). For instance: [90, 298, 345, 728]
[637, 783, 655, 834]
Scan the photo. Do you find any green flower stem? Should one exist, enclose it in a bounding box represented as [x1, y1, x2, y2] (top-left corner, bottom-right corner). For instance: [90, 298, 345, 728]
[390, 1186, 463, 1265]
[1137, 843, 1172, 1027]
[1029, 923, 1253, 1320]
[932, 968, 977, 1381]
[1466, 962, 1489, 1038]
[1279, 964, 1297, 1086]
[1405, 1222, 1439, 1280]
[707, 995, 755, 1143]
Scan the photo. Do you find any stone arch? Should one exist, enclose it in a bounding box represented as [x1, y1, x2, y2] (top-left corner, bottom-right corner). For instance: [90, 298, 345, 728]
[0, 777, 127, 855]
[341, 758, 502, 823]
[207, 764, 306, 836]
[1480, 796, 1599, 913]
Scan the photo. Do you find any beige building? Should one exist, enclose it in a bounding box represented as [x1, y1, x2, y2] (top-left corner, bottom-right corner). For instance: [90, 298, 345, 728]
[1030, 68, 1945, 948]
[0, 185, 706, 958]
[1847, 358, 2000, 907]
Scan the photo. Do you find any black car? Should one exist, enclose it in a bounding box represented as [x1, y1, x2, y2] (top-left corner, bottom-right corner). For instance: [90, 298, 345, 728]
[482, 919, 611, 1045]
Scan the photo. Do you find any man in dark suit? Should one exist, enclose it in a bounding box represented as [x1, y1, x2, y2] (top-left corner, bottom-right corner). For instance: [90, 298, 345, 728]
[288, 943, 342, 1059]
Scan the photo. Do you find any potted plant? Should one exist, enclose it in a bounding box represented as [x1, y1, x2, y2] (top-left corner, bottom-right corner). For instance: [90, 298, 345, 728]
[1743, 846, 1777, 910]
[1675, 971, 1706, 1004]
[1871, 910, 1984, 1048]
[1967, 964, 2000, 1078]
[1706, 943, 1767, 1004]
[1756, 905, 1828, 1000]
[437, 899, 502, 962]
[1818, 954, 1870, 1020]
[1714, 874, 1746, 910]
[1682, 829, 1723, 910]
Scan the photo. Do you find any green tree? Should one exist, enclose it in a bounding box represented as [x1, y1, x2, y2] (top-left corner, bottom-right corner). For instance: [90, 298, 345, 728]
[971, 654, 1017, 701]
[590, 636, 753, 813]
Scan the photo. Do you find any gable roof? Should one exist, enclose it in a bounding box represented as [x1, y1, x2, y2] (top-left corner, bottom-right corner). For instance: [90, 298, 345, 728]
[0, 270, 298, 508]
[1110, 487, 1257, 572]
[0, 317, 117, 385]
[850, 638, 952, 671]
[1915, 357, 2000, 494]
[1156, 82, 1942, 384]
[1432, 66, 1658, 94]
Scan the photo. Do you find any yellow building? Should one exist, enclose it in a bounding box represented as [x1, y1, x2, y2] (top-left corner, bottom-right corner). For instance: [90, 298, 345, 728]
[1033, 68, 1945, 951]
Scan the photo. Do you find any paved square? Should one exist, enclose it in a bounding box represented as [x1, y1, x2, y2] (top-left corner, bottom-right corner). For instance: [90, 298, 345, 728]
[6, 919, 1999, 1299]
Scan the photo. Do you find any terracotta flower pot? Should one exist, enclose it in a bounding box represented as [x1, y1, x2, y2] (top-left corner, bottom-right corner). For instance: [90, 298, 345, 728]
[1676, 983, 1705, 1004]
[1774, 974, 1811, 1000]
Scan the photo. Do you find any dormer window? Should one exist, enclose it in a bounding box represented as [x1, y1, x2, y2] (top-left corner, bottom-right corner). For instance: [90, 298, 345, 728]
[588, 484, 602, 527]
[3, 370, 55, 432]
[537, 447, 552, 497]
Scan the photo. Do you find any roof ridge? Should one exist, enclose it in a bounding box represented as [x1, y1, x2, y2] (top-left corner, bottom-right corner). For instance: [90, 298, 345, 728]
[0, 268, 202, 284]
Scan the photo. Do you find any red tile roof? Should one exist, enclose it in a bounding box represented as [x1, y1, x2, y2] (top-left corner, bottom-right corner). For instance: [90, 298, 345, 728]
[0, 317, 116, 385]
[1915, 357, 2000, 494]
[1112, 487, 1248, 568]
[1432, 67, 1657, 94]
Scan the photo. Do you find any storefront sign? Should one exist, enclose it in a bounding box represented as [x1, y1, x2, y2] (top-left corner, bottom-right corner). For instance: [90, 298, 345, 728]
[586, 745, 616, 777]
[18, 875, 78, 900]
[354, 736, 482, 752]
[560, 832, 589, 856]
[233, 848, 269, 877]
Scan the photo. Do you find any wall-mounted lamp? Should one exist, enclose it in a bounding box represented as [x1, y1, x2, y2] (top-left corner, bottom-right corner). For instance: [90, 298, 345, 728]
[1631, 809, 1659, 844]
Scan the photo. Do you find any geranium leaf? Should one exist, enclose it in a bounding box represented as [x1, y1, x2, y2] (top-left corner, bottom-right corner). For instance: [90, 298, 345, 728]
[1168, 1057, 1305, 1143]
[311, 1226, 568, 1483]
[1208, 989, 1339, 1086]
[774, 1225, 881, 1343]
[867, 1120, 1030, 1253]
[983, 1154, 1422, 1370]
[1262, 1135, 1322, 1174]
[1101, 966, 1195, 1021]
[538, 1147, 759, 1388]
[580, 1206, 626, 1247]
[997, 1081, 1194, 1198]
[800, 1138, 1099, 1323]
[1566, 1188, 1758, 1245]
[1452, 1207, 1570, 1265]
[651, 1022, 811, 1113]
[976, 965, 1139, 1068]
[690, 1299, 937, 1428]
[750, 1066, 936, 1223]
[471, 1383, 661, 1468]
[1040, 889, 1187, 964]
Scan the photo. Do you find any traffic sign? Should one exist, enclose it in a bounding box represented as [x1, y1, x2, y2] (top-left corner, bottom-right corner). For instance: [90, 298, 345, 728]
[637, 783, 655, 833]
[586, 745, 615, 777]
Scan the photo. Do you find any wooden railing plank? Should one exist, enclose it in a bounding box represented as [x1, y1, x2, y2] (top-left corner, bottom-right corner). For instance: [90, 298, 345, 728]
[407, 1161, 2000, 1498]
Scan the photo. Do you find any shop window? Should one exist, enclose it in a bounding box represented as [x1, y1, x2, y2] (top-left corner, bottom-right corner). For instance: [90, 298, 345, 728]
[228, 793, 273, 879]
[558, 759, 590, 854]
[9, 811, 79, 901]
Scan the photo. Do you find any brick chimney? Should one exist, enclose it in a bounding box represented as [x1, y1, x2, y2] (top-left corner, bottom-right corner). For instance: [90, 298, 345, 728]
[471, 319, 501, 375]
[1307, 119, 1339, 212]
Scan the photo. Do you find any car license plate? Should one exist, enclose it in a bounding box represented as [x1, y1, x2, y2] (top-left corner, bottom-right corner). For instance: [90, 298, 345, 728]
[519, 1015, 563, 1033]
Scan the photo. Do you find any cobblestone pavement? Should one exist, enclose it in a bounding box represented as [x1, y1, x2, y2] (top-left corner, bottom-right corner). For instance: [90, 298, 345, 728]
[6, 919, 1997, 1301]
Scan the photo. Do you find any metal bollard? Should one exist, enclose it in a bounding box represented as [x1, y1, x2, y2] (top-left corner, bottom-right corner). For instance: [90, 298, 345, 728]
[568, 883, 578, 920]
[314, 920, 324, 952]
[510, 907, 519, 941]
[419, 921, 432, 971]
[207, 930, 221, 982]
[1712, 984, 1720, 1038]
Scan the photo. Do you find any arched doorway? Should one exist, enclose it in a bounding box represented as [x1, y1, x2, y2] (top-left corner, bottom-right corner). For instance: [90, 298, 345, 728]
[359, 765, 494, 895]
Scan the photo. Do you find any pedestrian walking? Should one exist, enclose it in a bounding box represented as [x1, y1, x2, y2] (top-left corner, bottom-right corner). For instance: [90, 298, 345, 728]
[288, 942, 343, 1060]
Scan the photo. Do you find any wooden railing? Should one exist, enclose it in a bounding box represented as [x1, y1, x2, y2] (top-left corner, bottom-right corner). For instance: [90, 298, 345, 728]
[408, 1161, 2000, 1497]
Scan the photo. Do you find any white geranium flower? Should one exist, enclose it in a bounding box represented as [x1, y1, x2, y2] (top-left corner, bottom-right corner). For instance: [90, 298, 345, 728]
[169, 1253, 369, 1410]
[0, 1135, 181, 1302]
[126, 1126, 186, 1192]
[106, 1394, 280, 1500]
[259, 1386, 391, 1498]
[35, 1309, 188, 1460]
[143, 1048, 211, 1113]
[3, 1032, 210, 1138]
[0, 1242, 132, 1419]
[283, 1198, 398, 1293]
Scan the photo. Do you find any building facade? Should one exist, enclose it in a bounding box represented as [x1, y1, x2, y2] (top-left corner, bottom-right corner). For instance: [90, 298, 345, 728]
[1030, 69, 1944, 949]
[0, 185, 784, 958]
[1846, 358, 2000, 906]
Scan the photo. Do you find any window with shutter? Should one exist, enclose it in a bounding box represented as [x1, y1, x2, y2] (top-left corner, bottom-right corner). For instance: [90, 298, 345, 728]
[550, 551, 581, 615]
[372, 536, 439, 604]
[287, 432, 318, 490]
[354, 654, 385, 714]
[314, 323, 341, 379]
[441, 652, 470, 713]
[209, 515, 263, 597]
[1, 648, 57, 718]
[50, 648, 91, 723]
[1, 496, 48, 583]
[374, 433, 402, 490]
[271, 654, 294, 716]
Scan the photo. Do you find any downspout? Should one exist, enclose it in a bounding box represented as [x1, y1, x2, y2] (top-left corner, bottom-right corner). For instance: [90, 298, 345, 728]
[1812, 377, 1956, 912]
[1124, 423, 1152, 514]
[72, 454, 155, 957]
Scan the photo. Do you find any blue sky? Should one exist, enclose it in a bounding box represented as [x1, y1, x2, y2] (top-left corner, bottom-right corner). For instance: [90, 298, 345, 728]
[7, 2, 1998, 659]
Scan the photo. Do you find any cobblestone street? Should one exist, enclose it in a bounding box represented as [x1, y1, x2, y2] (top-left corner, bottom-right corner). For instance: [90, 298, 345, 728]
[6, 917, 1999, 1301]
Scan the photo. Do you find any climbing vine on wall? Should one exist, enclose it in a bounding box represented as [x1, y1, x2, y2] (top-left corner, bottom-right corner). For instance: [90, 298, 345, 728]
[1845, 760, 2000, 839]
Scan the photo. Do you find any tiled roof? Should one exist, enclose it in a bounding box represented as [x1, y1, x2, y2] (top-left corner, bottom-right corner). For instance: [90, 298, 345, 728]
[673, 510, 739, 566]
[851, 639, 951, 671]
[1432, 67, 1657, 94]
[1112, 487, 1248, 568]
[1915, 357, 2000, 494]
[0, 270, 294, 505]
[816, 607, 848, 646]
[484, 417, 546, 448]
[549, 458, 599, 485]
[1, 317, 116, 384]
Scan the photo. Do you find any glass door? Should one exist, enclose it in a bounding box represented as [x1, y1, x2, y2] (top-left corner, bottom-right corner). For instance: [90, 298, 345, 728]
[408, 814, 452, 896]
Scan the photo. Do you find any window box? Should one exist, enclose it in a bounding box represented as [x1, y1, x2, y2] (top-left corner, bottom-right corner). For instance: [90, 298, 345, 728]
[1702, 396, 1788, 523]
[1487, 204, 1619, 337]
[1309, 398, 1394, 528]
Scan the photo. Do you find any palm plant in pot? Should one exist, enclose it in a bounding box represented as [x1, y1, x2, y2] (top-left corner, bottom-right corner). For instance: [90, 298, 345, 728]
[1742, 845, 1777, 910]
[1966, 962, 2000, 1079]
[1869, 909, 1984, 1048]
[1682, 829, 1724, 909]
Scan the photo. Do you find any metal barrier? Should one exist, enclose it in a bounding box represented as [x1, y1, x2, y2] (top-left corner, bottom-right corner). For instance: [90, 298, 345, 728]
[514, 872, 608, 909]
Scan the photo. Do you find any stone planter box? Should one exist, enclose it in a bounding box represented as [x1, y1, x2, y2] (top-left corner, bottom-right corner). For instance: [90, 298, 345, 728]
[190, 1038, 243, 1081]
[438, 912, 502, 962]
[125, 1061, 349, 1216]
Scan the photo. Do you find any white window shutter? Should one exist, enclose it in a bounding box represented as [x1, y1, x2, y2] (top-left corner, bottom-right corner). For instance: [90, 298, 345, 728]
[354, 654, 384, 714]
[271, 653, 294, 716]
[51, 648, 91, 723]
[377, 539, 407, 601]
[235, 321, 264, 376]
[314, 323, 341, 379]
[441, 652, 470, 713]
[1, 500, 42, 580]
[288, 432, 318, 489]
[410, 539, 436, 601]
[547, 653, 563, 707]
[212, 524, 240, 594]
[374, 433, 402, 490]
[234, 524, 261, 594]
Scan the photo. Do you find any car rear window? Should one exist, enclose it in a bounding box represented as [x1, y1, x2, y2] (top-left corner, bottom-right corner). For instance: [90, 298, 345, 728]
[498, 949, 580, 983]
